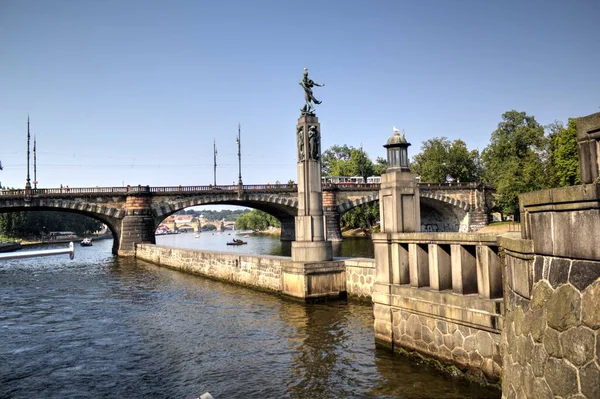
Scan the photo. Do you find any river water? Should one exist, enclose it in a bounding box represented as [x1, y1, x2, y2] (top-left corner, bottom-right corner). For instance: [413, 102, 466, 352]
[156, 231, 375, 258]
[1, 238, 499, 398]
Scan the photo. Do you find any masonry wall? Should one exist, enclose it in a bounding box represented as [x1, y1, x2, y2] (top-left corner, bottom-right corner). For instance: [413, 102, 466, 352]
[136, 244, 374, 299]
[500, 183, 600, 399]
[344, 258, 375, 300]
[136, 244, 284, 292]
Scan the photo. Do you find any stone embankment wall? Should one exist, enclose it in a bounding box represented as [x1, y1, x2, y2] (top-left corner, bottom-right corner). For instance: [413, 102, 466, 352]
[372, 233, 504, 383]
[136, 244, 375, 299]
[501, 183, 600, 399]
[136, 245, 284, 292]
[344, 258, 375, 300]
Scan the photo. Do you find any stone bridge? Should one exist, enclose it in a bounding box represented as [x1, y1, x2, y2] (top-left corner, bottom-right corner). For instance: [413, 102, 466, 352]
[0, 182, 492, 256]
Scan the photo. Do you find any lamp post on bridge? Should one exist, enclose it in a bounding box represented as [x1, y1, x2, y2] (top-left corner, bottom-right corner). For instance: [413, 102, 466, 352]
[213, 139, 217, 186]
[236, 123, 242, 186]
[25, 117, 32, 191]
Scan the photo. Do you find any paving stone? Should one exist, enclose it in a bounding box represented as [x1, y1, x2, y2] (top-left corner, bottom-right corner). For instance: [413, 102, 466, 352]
[582, 280, 600, 329]
[545, 358, 579, 397]
[452, 329, 464, 347]
[531, 280, 553, 310]
[463, 335, 476, 352]
[546, 284, 581, 332]
[475, 330, 494, 357]
[548, 258, 570, 288]
[543, 327, 562, 358]
[421, 325, 433, 344]
[514, 306, 525, 336]
[451, 347, 469, 365]
[529, 307, 547, 342]
[569, 260, 600, 291]
[531, 343, 548, 378]
[468, 350, 484, 368]
[521, 365, 536, 399]
[531, 378, 553, 399]
[561, 326, 596, 367]
[443, 333, 454, 349]
[533, 256, 544, 283]
[436, 320, 447, 334]
[438, 345, 452, 360]
[579, 361, 600, 399]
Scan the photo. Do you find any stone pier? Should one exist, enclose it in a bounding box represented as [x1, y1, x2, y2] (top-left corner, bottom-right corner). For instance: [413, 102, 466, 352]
[282, 112, 345, 301]
[118, 189, 156, 257]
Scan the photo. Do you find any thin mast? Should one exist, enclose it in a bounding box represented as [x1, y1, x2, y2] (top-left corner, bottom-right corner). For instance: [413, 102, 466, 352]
[237, 123, 242, 185]
[33, 136, 37, 189]
[213, 139, 217, 186]
[26, 116, 31, 189]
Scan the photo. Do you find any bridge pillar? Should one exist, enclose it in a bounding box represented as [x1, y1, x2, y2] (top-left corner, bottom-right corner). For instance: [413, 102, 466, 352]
[118, 192, 156, 257]
[279, 217, 295, 241]
[323, 190, 343, 242]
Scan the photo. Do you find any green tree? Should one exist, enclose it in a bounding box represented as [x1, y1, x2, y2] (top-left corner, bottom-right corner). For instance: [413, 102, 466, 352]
[235, 210, 280, 231]
[546, 119, 580, 187]
[321, 145, 383, 235]
[482, 110, 547, 217]
[412, 137, 481, 183]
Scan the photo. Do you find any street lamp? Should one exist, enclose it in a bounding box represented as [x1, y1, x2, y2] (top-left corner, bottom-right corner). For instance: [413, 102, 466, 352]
[236, 123, 242, 185]
[384, 127, 411, 172]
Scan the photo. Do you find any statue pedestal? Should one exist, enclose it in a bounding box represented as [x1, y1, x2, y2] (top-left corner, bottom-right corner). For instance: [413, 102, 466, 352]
[281, 259, 345, 301]
[282, 113, 343, 301]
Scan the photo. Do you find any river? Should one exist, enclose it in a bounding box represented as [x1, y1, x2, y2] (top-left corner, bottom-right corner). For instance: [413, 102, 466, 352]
[0, 238, 499, 398]
[156, 231, 375, 258]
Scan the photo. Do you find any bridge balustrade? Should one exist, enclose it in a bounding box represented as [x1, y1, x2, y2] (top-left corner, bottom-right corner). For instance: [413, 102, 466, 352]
[377, 232, 502, 299]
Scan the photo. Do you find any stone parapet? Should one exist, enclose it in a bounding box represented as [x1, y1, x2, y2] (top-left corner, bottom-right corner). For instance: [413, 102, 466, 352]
[519, 183, 600, 260]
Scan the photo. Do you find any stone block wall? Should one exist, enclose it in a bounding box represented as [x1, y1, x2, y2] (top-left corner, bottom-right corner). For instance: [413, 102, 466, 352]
[344, 258, 375, 300]
[136, 244, 285, 292]
[391, 309, 502, 381]
[502, 249, 600, 399]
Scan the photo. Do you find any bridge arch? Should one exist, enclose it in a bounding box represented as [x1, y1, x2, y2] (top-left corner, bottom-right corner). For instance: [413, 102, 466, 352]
[0, 202, 123, 253]
[335, 192, 471, 233]
[152, 193, 299, 240]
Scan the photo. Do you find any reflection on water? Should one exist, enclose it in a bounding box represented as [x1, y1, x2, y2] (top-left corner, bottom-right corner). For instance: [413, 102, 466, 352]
[156, 232, 374, 258]
[0, 239, 499, 398]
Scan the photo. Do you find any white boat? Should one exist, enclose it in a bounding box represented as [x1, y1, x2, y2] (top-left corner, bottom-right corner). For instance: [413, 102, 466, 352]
[80, 238, 93, 247]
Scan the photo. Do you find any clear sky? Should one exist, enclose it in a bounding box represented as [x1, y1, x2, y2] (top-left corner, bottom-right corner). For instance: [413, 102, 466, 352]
[1, 0, 599, 189]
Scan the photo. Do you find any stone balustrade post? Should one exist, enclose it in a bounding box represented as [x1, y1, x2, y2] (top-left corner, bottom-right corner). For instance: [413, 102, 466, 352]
[450, 244, 478, 294]
[409, 243, 430, 287]
[476, 245, 502, 298]
[428, 244, 451, 290]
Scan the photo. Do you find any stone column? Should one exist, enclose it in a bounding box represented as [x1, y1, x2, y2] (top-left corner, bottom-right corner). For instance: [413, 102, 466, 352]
[282, 114, 345, 301]
[576, 111, 600, 183]
[373, 135, 421, 348]
[291, 114, 332, 261]
[118, 192, 156, 257]
[323, 189, 343, 242]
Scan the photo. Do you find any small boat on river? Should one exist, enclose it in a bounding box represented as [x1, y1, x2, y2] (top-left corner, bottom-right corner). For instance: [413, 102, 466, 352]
[226, 239, 247, 246]
[80, 238, 93, 247]
[0, 241, 21, 253]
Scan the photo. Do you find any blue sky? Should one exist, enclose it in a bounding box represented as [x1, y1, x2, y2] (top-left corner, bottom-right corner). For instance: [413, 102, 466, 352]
[1, 0, 599, 189]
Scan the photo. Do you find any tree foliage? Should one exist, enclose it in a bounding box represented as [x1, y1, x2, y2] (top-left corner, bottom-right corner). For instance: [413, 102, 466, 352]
[0, 211, 103, 238]
[322, 145, 380, 179]
[235, 210, 280, 231]
[546, 119, 580, 187]
[481, 110, 547, 217]
[321, 145, 384, 234]
[412, 137, 481, 183]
